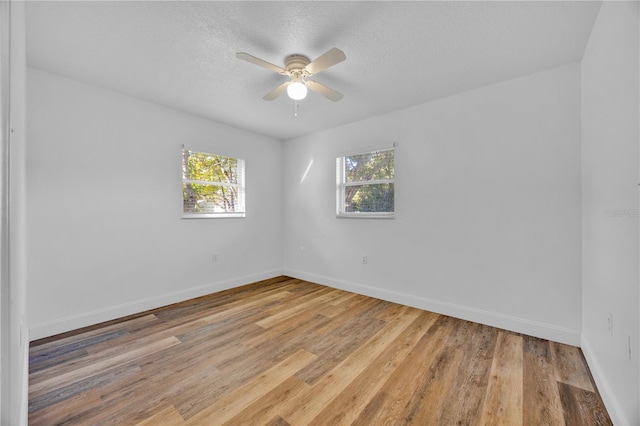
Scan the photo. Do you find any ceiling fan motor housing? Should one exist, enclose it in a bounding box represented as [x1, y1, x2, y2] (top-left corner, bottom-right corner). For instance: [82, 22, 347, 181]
[285, 55, 311, 75]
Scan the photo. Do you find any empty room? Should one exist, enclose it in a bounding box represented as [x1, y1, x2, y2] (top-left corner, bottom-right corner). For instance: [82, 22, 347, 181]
[1, 1, 639, 425]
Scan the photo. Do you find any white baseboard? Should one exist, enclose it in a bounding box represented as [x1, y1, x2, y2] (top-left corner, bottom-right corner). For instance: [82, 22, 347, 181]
[284, 268, 581, 346]
[581, 336, 628, 426]
[29, 269, 284, 341]
[30, 267, 581, 346]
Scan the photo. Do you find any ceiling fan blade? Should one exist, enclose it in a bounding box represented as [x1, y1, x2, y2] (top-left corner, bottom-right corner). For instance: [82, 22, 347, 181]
[263, 82, 290, 101]
[305, 48, 346, 75]
[236, 52, 287, 75]
[306, 80, 343, 102]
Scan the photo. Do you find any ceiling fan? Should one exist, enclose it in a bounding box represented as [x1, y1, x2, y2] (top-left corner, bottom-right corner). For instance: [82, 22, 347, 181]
[236, 47, 346, 102]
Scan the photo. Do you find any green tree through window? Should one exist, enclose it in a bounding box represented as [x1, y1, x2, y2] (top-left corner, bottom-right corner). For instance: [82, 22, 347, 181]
[182, 149, 245, 216]
[337, 148, 394, 217]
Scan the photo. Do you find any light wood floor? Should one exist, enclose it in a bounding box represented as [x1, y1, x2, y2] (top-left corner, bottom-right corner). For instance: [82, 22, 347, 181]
[29, 276, 611, 425]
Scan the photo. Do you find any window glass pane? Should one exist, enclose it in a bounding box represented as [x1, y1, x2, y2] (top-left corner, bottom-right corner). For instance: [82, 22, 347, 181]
[345, 149, 394, 183]
[344, 183, 394, 213]
[183, 183, 242, 214]
[183, 151, 239, 184]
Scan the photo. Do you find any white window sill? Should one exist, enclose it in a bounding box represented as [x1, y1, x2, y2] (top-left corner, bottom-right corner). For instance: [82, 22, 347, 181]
[336, 213, 394, 219]
[182, 213, 246, 219]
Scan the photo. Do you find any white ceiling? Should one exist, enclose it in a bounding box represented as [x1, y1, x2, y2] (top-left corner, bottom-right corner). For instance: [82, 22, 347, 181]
[25, 1, 602, 141]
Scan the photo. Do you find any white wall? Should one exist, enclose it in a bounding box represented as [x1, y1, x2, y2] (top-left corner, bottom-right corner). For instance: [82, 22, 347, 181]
[0, 1, 30, 424]
[283, 63, 582, 345]
[581, 2, 640, 425]
[9, 2, 28, 422]
[1, 1, 29, 424]
[27, 69, 284, 339]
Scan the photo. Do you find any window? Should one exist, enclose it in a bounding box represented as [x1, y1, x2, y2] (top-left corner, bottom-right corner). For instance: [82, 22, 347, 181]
[336, 147, 394, 218]
[182, 149, 245, 218]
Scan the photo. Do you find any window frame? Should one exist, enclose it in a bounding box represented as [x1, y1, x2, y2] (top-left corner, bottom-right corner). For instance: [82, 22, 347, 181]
[336, 147, 395, 219]
[182, 148, 246, 219]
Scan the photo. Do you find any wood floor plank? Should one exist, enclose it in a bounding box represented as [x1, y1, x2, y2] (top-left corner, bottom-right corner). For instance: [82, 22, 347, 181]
[436, 321, 499, 425]
[294, 314, 386, 385]
[279, 306, 422, 425]
[58, 340, 223, 425]
[558, 382, 613, 426]
[30, 327, 186, 385]
[84, 345, 224, 425]
[30, 328, 127, 367]
[399, 345, 466, 424]
[29, 314, 158, 353]
[173, 347, 308, 419]
[134, 405, 185, 426]
[213, 314, 325, 375]
[28, 362, 141, 414]
[354, 322, 450, 424]
[314, 295, 380, 335]
[84, 303, 265, 354]
[222, 376, 309, 425]
[551, 341, 595, 392]
[28, 276, 611, 426]
[302, 298, 389, 361]
[29, 339, 215, 425]
[318, 291, 364, 319]
[265, 415, 291, 426]
[171, 332, 299, 418]
[255, 288, 342, 329]
[244, 309, 329, 355]
[29, 336, 181, 396]
[184, 349, 317, 425]
[327, 290, 359, 306]
[29, 346, 90, 375]
[479, 331, 524, 426]
[523, 335, 565, 425]
[28, 317, 258, 424]
[310, 310, 439, 425]
[74, 292, 276, 363]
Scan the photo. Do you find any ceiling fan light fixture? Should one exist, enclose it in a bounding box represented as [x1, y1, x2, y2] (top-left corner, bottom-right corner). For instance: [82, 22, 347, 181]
[237, 48, 345, 102]
[287, 81, 308, 100]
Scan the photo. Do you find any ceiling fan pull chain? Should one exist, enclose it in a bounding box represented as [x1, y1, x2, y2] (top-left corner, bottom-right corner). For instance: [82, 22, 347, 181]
[294, 100, 300, 117]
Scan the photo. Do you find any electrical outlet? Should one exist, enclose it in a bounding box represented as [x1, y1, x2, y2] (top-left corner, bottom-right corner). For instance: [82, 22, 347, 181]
[608, 313, 613, 336]
[212, 253, 218, 263]
[362, 255, 368, 264]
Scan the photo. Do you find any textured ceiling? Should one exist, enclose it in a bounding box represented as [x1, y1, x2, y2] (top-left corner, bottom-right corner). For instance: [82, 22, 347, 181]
[25, 1, 601, 141]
